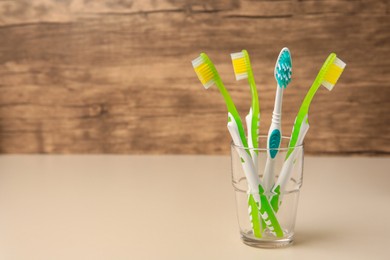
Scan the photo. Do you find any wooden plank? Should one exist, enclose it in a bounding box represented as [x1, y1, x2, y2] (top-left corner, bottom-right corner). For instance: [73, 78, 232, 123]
[224, 0, 293, 17]
[0, 0, 236, 26]
[295, 0, 359, 15]
[295, 0, 388, 15]
[0, 1, 389, 155]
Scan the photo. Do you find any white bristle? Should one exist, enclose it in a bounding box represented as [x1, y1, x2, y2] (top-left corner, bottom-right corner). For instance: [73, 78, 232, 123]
[322, 81, 334, 91]
[235, 74, 247, 81]
[191, 56, 203, 68]
[230, 52, 244, 60]
[203, 80, 214, 89]
[334, 57, 346, 69]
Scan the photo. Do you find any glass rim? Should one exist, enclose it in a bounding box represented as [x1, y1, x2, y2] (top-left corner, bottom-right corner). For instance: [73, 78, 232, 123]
[231, 135, 304, 151]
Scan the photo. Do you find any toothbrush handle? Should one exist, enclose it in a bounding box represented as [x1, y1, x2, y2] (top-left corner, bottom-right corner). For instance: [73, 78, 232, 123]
[270, 152, 295, 212]
[263, 157, 275, 192]
[228, 115, 263, 237]
[228, 113, 283, 236]
[263, 85, 283, 191]
[258, 191, 284, 237]
[245, 109, 258, 171]
[271, 116, 310, 212]
[248, 193, 263, 237]
[227, 114, 261, 192]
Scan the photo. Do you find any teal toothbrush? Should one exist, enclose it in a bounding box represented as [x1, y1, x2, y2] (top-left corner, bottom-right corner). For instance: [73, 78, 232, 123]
[263, 48, 292, 193]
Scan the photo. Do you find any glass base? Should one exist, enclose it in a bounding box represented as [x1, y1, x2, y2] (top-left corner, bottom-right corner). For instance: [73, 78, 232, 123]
[240, 232, 294, 248]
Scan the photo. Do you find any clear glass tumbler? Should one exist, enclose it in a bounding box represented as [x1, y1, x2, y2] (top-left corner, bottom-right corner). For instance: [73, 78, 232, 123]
[231, 136, 304, 248]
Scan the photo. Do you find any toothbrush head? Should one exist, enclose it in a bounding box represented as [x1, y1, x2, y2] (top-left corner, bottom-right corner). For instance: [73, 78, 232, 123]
[192, 53, 220, 89]
[230, 50, 253, 81]
[274, 47, 292, 88]
[320, 53, 346, 91]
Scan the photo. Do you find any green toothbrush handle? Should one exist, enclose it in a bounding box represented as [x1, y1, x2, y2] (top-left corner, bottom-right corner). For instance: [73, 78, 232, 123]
[248, 194, 262, 237]
[258, 190, 284, 237]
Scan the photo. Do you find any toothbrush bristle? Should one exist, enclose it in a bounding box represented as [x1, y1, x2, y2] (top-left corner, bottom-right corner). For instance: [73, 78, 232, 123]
[274, 47, 292, 88]
[322, 57, 346, 91]
[231, 51, 248, 81]
[192, 55, 215, 89]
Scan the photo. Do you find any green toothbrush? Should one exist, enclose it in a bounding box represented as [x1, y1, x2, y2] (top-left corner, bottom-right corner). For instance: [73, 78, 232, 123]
[230, 50, 260, 171]
[270, 53, 346, 212]
[192, 53, 283, 237]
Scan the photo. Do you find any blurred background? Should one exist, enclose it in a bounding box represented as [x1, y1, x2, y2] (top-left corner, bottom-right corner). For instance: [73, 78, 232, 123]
[0, 0, 389, 155]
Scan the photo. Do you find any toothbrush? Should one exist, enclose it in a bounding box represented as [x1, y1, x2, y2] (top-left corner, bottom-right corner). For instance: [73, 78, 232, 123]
[192, 53, 283, 237]
[227, 113, 283, 237]
[192, 53, 262, 237]
[192, 53, 261, 237]
[263, 48, 292, 193]
[227, 113, 263, 237]
[270, 53, 346, 212]
[230, 50, 260, 172]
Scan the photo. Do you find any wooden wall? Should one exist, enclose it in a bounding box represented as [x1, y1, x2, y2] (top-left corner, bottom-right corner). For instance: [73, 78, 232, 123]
[0, 0, 389, 155]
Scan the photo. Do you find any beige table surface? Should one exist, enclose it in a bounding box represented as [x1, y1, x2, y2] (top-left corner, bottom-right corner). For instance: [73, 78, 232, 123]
[0, 155, 389, 260]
